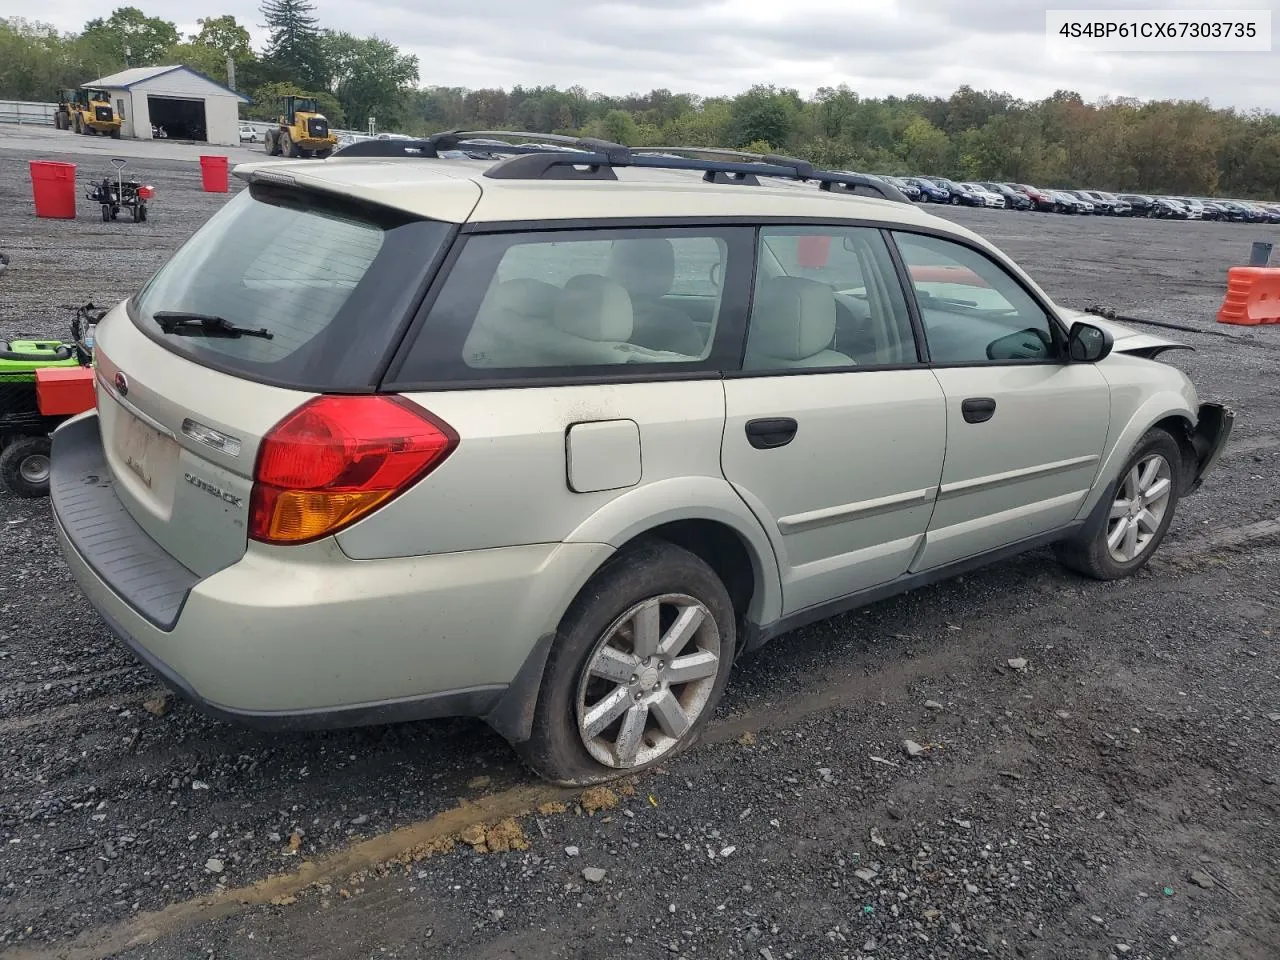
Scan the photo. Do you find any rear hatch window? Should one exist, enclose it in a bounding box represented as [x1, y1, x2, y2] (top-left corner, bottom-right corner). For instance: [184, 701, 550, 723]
[131, 183, 452, 391]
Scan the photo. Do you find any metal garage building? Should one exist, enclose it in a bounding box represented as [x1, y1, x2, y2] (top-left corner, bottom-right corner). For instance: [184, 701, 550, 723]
[82, 66, 250, 146]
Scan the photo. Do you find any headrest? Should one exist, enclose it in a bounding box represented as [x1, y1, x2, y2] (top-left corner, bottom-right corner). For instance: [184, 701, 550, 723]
[478, 277, 560, 321]
[606, 238, 676, 299]
[748, 277, 837, 360]
[554, 275, 633, 342]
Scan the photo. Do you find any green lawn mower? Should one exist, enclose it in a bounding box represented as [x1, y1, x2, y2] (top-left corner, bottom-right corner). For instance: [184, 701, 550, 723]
[0, 301, 100, 498]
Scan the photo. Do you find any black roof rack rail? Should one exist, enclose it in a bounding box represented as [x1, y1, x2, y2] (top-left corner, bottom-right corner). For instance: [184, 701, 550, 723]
[333, 129, 619, 160]
[623, 145, 908, 203]
[331, 131, 909, 203]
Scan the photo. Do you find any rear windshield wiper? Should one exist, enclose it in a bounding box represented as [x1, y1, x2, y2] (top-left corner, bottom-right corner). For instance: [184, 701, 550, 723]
[153, 311, 274, 340]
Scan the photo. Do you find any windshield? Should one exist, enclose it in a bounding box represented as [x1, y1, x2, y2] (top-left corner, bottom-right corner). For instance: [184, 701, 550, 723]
[132, 185, 451, 390]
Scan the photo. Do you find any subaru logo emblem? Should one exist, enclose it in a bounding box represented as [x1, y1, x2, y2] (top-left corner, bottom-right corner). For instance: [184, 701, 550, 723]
[114, 371, 129, 396]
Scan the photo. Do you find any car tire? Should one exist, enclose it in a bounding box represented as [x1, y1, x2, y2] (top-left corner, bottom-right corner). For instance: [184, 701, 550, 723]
[1054, 428, 1182, 581]
[0, 436, 53, 498]
[516, 539, 736, 785]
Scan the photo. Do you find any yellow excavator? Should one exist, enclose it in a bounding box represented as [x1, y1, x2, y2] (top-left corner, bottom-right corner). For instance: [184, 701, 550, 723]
[54, 88, 122, 138]
[263, 96, 338, 159]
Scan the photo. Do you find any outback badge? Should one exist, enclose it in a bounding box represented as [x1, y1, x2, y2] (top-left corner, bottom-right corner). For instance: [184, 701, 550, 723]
[184, 472, 243, 508]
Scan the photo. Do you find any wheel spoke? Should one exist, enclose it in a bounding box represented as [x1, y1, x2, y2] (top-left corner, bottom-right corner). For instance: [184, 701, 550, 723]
[1135, 508, 1161, 535]
[1126, 466, 1142, 499]
[583, 685, 631, 739]
[651, 690, 690, 739]
[665, 650, 718, 684]
[1107, 518, 1130, 551]
[1144, 476, 1172, 503]
[1110, 498, 1132, 519]
[630, 601, 662, 658]
[590, 646, 638, 684]
[614, 704, 649, 765]
[1139, 457, 1161, 491]
[1123, 516, 1140, 558]
[657, 604, 706, 658]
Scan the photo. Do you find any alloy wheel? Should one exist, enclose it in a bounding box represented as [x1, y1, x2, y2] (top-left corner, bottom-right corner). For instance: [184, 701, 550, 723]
[575, 594, 721, 769]
[1106, 453, 1173, 563]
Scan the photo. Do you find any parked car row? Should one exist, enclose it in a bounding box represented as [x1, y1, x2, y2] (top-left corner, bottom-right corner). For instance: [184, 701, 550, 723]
[865, 175, 1280, 223]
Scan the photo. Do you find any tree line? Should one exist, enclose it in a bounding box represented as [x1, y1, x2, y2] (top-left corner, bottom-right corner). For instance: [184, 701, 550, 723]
[2, 7, 1278, 198]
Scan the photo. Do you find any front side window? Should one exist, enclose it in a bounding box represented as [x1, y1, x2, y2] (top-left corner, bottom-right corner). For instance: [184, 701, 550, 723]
[742, 226, 919, 371]
[892, 231, 1058, 364]
[392, 227, 751, 383]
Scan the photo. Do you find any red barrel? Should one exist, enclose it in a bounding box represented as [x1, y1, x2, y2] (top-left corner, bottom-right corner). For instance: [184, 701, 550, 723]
[29, 161, 77, 219]
[199, 155, 229, 193]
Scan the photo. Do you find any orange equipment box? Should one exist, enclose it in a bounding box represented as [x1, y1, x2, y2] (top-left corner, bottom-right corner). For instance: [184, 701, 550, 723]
[36, 366, 96, 416]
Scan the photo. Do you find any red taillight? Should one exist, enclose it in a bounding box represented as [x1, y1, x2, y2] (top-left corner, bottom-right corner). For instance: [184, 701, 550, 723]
[248, 395, 458, 545]
[138, 185, 155, 199]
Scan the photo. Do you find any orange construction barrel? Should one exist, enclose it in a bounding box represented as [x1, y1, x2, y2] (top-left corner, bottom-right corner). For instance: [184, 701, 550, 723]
[29, 161, 77, 219]
[199, 155, 229, 193]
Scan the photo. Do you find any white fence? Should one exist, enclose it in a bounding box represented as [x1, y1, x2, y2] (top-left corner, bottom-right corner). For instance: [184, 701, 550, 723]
[0, 100, 56, 126]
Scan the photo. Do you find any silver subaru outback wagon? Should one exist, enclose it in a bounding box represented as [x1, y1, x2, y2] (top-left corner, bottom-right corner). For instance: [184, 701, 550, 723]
[49, 135, 1232, 784]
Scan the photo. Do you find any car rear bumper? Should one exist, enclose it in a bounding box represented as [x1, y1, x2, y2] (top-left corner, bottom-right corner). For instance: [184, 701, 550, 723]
[51, 412, 609, 730]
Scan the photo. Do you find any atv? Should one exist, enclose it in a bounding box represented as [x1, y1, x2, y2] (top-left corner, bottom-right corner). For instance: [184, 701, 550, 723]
[86, 158, 154, 223]
[0, 304, 100, 497]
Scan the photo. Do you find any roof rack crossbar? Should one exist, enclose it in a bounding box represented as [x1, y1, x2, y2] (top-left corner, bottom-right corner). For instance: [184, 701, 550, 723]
[331, 132, 909, 203]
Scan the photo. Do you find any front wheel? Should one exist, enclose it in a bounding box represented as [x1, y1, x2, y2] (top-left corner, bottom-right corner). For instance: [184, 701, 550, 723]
[0, 436, 54, 498]
[1054, 428, 1182, 581]
[516, 540, 736, 785]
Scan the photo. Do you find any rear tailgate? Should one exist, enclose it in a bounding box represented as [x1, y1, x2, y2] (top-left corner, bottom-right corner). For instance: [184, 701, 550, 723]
[75, 175, 464, 581]
[91, 306, 308, 577]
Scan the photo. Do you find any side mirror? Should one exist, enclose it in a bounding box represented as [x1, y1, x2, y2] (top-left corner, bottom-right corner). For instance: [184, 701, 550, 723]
[709, 262, 722, 287]
[1067, 321, 1113, 363]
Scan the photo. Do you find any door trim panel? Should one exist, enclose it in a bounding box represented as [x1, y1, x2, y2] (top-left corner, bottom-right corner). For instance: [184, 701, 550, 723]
[937, 454, 1099, 499]
[778, 486, 938, 534]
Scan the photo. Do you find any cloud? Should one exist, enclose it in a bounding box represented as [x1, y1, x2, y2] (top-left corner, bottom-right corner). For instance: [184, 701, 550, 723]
[20, 0, 1278, 110]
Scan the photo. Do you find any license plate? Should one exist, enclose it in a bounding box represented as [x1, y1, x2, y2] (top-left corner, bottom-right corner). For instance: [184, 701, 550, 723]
[115, 407, 178, 496]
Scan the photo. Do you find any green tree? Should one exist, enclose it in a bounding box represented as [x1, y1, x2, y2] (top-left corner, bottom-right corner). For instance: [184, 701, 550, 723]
[192, 15, 252, 60]
[599, 109, 639, 144]
[259, 0, 324, 89]
[729, 85, 797, 149]
[81, 7, 178, 67]
[321, 31, 418, 130]
[899, 116, 952, 173]
[662, 98, 732, 146]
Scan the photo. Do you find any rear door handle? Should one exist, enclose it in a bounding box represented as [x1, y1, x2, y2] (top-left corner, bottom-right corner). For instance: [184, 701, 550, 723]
[961, 397, 997, 424]
[745, 417, 798, 449]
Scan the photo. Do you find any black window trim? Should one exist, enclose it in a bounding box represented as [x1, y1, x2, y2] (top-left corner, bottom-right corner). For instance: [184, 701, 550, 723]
[885, 226, 1072, 370]
[382, 222, 756, 391]
[381, 214, 1078, 392]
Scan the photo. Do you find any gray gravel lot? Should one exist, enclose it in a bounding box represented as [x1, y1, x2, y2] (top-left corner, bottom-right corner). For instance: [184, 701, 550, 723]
[1, 144, 1277, 960]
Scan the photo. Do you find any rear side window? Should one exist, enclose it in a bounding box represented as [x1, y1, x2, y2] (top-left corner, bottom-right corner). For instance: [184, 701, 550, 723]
[389, 226, 753, 385]
[131, 185, 451, 390]
[745, 226, 918, 369]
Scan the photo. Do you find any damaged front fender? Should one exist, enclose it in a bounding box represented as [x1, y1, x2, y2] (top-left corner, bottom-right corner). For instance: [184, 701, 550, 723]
[1186, 402, 1235, 494]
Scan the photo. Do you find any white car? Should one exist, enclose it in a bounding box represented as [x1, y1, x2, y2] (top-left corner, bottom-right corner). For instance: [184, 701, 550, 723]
[1178, 198, 1205, 220]
[47, 131, 1233, 785]
[238, 126, 258, 143]
[962, 183, 1006, 208]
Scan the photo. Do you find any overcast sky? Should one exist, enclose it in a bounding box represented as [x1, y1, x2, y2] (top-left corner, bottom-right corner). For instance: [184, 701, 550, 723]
[16, 0, 1279, 111]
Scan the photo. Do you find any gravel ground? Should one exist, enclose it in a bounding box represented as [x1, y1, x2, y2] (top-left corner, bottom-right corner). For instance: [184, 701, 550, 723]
[1, 146, 1277, 960]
